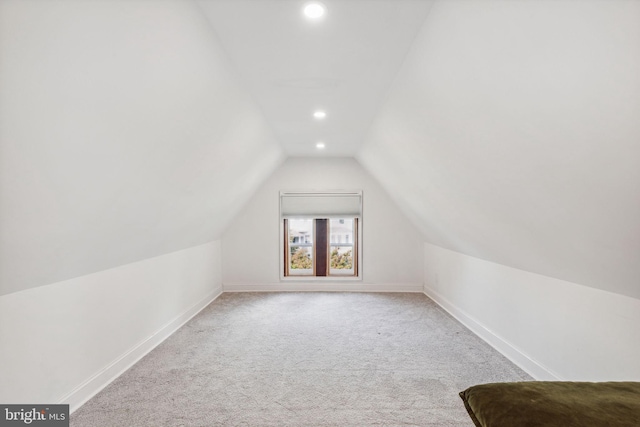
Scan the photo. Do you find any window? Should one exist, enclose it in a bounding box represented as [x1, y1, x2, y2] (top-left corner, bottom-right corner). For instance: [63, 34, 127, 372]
[283, 217, 358, 277]
[280, 191, 362, 280]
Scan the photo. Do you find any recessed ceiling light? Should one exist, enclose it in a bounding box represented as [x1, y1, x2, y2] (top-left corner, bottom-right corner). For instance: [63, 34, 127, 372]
[313, 110, 326, 119]
[303, 2, 326, 20]
[316, 142, 325, 149]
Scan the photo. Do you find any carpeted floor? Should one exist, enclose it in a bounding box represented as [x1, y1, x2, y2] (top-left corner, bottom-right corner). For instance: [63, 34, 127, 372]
[71, 292, 531, 426]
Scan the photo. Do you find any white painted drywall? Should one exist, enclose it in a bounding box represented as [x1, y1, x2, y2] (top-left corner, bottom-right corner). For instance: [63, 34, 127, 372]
[222, 157, 424, 289]
[0, 0, 283, 296]
[424, 242, 640, 381]
[197, 0, 434, 157]
[0, 241, 222, 408]
[359, 0, 640, 299]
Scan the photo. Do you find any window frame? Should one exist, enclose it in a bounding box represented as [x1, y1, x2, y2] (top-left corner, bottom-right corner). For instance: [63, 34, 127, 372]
[280, 191, 363, 282]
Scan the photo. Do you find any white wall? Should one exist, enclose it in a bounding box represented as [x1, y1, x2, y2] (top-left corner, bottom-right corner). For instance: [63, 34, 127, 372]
[222, 157, 424, 291]
[0, 0, 283, 296]
[0, 241, 222, 411]
[359, 0, 640, 299]
[424, 242, 640, 381]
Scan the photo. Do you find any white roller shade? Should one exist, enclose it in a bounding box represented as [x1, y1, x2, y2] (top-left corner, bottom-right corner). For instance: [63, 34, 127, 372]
[280, 192, 362, 218]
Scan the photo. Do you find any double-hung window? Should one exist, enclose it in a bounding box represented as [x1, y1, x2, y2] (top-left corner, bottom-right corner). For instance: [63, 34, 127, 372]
[280, 192, 362, 279]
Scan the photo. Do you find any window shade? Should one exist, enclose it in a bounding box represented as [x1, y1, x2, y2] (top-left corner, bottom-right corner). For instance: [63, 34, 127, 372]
[280, 192, 362, 218]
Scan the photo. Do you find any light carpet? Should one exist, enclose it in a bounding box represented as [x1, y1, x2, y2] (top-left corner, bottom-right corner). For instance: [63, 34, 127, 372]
[71, 292, 531, 426]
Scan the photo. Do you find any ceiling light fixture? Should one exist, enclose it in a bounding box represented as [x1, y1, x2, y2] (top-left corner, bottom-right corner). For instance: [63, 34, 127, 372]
[316, 142, 325, 149]
[303, 2, 326, 20]
[313, 110, 327, 119]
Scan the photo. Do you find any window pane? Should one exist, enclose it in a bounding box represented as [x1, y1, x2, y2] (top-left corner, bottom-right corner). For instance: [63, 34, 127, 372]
[289, 246, 313, 274]
[289, 219, 313, 275]
[330, 219, 353, 244]
[289, 219, 313, 244]
[330, 246, 353, 270]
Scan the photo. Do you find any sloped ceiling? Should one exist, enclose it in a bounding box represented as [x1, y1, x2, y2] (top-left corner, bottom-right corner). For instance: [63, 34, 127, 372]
[0, 0, 283, 295]
[197, 0, 433, 156]
[359, 1, 640, 299]
[2, 0, 638, 301]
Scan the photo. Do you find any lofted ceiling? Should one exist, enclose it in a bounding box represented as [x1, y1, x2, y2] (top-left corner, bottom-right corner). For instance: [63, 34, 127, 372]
[358, 0, 640, 299]
[197, 0, 433, 156]
[1, 0, 638, 302]
[197, 0, 640, 299]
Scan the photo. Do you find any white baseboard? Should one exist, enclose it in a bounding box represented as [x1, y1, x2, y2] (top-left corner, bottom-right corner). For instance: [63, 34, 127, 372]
[223, 282, 424, 293]
[423, 285, 560, 381]
[61, 286, 223, 413]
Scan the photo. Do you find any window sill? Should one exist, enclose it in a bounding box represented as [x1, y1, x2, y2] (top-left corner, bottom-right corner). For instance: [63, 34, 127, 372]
[280, 275, 362, 282]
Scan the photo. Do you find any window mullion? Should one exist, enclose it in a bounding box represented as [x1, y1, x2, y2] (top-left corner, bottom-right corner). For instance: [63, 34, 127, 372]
[314, 219, 328, 276]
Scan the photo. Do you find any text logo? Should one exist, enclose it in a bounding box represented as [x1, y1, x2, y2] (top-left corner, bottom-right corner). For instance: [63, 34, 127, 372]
[1, 405, 68, 426]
